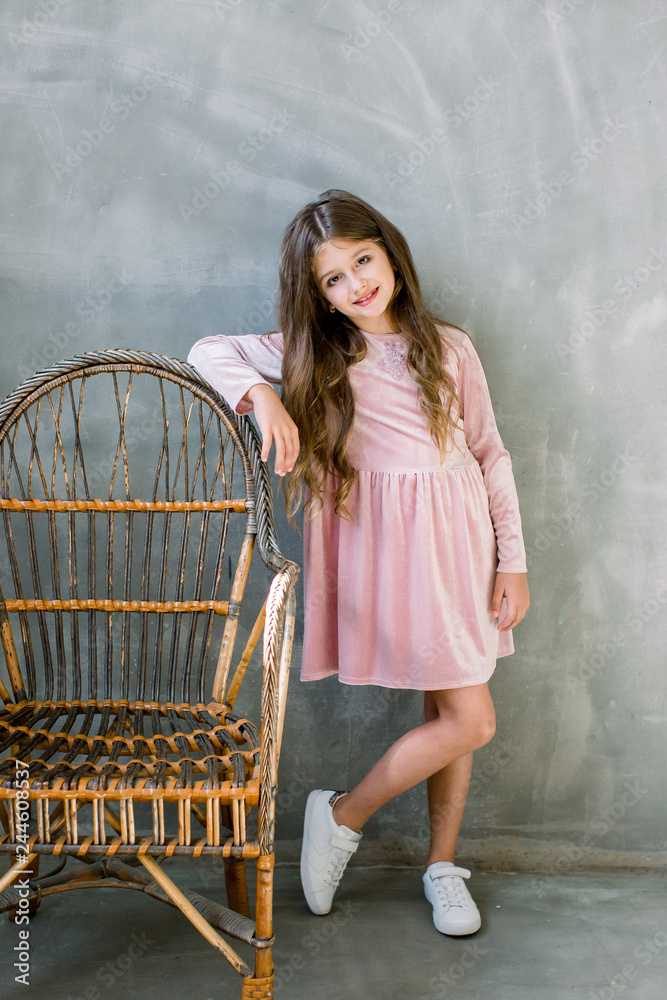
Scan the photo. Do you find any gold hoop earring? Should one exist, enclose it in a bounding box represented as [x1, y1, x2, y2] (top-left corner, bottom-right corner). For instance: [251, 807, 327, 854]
[330, 305, 336, 313]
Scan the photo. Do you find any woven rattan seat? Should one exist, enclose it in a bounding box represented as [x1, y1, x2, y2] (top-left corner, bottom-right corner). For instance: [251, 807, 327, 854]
[0, 350, 299, 997]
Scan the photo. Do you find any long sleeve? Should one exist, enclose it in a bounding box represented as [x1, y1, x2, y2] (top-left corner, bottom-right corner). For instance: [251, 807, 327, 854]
[187, 332, 284, 414]
[457, 334, 527, 574]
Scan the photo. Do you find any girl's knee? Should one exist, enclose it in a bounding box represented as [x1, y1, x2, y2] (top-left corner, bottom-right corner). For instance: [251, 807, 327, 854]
[430, 684, 496, 749]
[429, 706, 495, 757]
[446, 710, 495, 752]
[473, 712, 496, 749]
[471, 694, 496, 748]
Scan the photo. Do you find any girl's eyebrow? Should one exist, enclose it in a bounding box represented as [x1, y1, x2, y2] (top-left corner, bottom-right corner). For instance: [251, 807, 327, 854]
[317, 245, 375, 283]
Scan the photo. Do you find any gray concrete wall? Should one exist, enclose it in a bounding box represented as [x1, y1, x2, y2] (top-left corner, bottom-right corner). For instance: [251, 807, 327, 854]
[1, 0, 665, 868]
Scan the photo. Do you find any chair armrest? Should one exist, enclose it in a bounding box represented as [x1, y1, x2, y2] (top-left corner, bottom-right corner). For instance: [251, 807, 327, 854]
[257, 560, 299, 856]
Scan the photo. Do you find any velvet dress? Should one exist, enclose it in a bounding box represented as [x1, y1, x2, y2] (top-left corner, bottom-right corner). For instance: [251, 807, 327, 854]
[187, 323, 527, 691]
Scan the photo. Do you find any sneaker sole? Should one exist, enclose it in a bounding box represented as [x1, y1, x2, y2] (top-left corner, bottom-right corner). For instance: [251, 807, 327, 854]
[432, 912, 482, 936]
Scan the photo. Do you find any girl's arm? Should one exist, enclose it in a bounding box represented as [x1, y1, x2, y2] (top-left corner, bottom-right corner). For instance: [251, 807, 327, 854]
[187, 331, 299, 476]
[456, 333, 529, 630]
[187, 331, 284, 414]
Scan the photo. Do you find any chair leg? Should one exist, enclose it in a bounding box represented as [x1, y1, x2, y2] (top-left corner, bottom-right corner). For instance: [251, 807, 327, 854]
[223, 857, 250, 917]
[241, 971, 274, 999]
[241, 854, 274, 999]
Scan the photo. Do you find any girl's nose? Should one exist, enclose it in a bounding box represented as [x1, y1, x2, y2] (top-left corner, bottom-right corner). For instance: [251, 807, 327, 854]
[350, 274, 365, 297]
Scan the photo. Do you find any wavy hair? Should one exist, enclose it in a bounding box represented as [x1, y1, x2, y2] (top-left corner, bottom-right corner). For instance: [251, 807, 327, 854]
[278, 189, 461, 523]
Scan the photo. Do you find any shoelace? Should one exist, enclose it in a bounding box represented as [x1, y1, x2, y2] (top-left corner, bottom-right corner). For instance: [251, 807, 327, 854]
[326, 847, 353, 888]
[432, 874, 471, 909]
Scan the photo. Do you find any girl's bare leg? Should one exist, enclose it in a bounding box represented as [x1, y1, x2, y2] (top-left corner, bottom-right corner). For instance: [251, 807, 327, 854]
[423, 690, 474, 867]
[424, 752, 473, 866]
[332, 683, 494, 833]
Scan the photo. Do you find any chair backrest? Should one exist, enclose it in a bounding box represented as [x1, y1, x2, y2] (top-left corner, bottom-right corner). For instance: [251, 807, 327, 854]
[0, 349, 282, 710]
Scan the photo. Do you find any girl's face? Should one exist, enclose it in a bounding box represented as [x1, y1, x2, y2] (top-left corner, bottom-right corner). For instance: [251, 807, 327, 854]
[314, 239, 397, 335]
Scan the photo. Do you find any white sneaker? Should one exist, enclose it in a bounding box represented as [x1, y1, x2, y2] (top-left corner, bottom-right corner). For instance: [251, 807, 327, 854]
[300, 789, 362, 915]
[423, 861, 482, 935]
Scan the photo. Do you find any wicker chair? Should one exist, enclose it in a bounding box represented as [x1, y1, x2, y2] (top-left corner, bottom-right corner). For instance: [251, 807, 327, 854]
[0, 349, 299, 999]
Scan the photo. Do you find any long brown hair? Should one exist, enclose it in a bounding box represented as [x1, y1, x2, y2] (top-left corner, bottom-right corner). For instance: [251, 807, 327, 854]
[278, 189, 460, 523]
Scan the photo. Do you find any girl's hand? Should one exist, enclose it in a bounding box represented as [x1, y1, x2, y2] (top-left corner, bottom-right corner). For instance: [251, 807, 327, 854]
[244, 384, 300, 476]
[492, 572, 530, 631]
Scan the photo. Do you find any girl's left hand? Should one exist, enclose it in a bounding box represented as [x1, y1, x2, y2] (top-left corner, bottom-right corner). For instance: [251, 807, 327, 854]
[492, 572, 530, 631]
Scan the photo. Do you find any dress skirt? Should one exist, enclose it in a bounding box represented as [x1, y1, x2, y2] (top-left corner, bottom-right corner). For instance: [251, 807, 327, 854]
[301, 462, 514, 690]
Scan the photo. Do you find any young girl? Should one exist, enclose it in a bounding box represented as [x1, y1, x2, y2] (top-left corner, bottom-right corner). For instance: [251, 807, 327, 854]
[188, 189, 529, 936]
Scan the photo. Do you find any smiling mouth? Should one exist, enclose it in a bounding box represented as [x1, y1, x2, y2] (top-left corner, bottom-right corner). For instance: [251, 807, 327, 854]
[353, 287, 379, 306]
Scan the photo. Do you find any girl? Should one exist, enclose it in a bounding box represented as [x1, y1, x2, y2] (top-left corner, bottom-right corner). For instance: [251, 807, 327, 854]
[188, 189, 529, 936]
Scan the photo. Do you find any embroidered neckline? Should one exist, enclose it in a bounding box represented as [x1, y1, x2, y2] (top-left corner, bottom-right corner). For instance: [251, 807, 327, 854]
[376, 341, 408, 380]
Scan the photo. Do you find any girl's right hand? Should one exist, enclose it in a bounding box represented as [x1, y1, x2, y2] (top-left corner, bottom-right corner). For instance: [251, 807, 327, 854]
[244, 384, 300, 476]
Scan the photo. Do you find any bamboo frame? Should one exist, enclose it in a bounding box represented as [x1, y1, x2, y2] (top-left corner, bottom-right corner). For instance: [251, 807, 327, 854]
[0, 497, 246, 513]
[0, 851, 37, 894]
[0, 350, 299, 999]
[212, 534, 256, 702]
[226, 600, 267, 708]
[3, 597, 230, 615]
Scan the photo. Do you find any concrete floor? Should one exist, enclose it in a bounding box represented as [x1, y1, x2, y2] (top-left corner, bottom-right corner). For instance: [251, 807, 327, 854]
[1, 861, 666, 999]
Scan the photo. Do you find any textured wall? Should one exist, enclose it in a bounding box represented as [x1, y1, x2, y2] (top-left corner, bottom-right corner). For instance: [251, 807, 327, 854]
[1, 0, 665, 868]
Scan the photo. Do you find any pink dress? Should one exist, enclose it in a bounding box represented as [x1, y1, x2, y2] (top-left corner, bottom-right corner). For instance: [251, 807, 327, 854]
[187, 324, 527, 691]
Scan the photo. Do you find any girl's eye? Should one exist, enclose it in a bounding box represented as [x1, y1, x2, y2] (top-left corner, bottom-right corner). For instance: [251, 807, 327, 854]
[325, 255, 370, 286]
